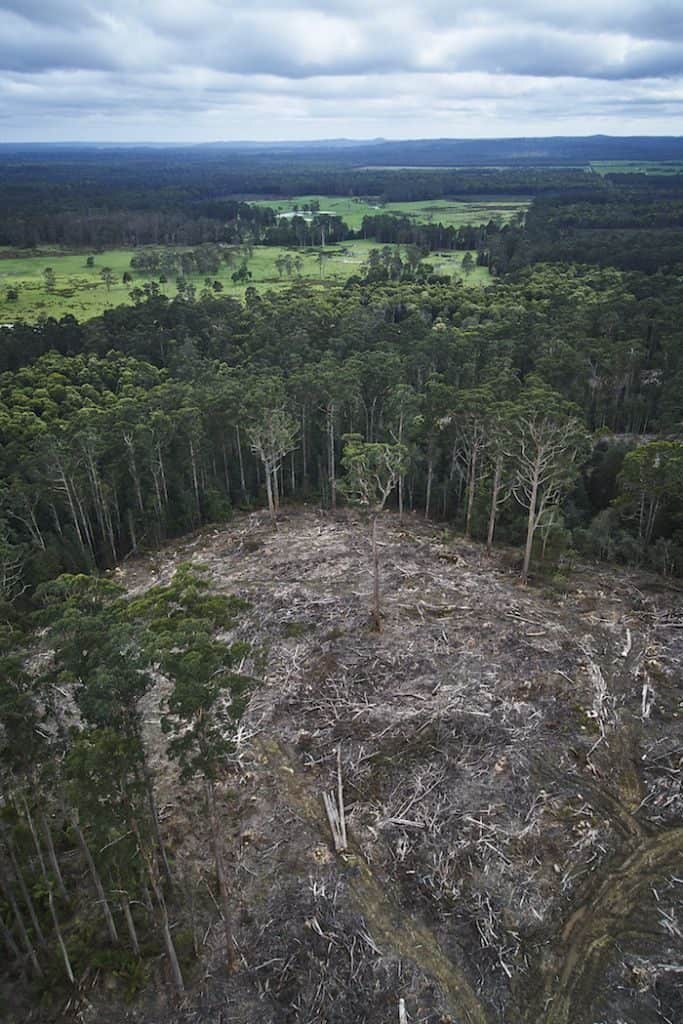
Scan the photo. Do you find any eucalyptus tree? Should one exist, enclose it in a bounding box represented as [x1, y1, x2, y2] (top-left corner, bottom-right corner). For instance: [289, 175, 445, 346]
[248, 406, 298, 524]
[130, 564, 250, 973]
[0, 628, 75, 981]
[485, 402, 516, 554]
[441, 385, 494, 538]
[313, 357, 360, 510]
[339, 435, 407, 631]
[416, 377, 457, 520]
[508, 378, 590, 583]
[38, 573, 173, 888]
[386, 383, 421, 521]
[616, 440, 683, 546]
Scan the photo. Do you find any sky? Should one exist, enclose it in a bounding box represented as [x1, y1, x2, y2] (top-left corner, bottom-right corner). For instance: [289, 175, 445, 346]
[1, 0, 683, 142]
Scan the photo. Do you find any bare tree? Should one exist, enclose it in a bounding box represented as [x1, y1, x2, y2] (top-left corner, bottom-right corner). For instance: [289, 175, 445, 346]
[339, 434, 407, 630]
[508, 402, 588, 583]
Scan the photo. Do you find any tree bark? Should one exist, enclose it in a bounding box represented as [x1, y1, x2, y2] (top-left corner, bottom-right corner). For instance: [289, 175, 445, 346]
[236, 426, 247, 500]
[522, 465, 540, 584]
[71, 817, 119, 945]
[425, 454, 433, 519]
[206, 780, 237, 971]
[129, 815, 184, 992]
[142, 768, 173, 891]
[264, 461, 276, 525]
[0, 906, 20, 960]
[0, 859, 42, 976]
[465, 444, 478, 539]
[19, 795, 50, 890]
[189, 438, 201, 521]
[48, 890, 74, 984]
[7, 838, 45, 945]
[486, 454, 503, 555]
[327, 404, 336, 511]
[371, 515, 381, 632]
[119, 889, 140, 956]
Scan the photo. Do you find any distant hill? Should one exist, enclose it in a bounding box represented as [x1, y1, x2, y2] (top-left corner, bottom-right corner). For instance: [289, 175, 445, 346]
[2, 135, 683, 166]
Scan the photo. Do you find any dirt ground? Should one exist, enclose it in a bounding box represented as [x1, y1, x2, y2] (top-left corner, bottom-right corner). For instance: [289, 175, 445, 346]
[106, 507, 682, 1024]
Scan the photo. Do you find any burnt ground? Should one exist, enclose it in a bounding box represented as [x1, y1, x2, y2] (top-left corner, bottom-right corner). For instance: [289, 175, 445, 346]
[92, 508, 681, 1024]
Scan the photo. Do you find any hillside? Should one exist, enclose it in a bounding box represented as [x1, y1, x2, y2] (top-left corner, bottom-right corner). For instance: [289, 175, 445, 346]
[75, 507, 682, 1024]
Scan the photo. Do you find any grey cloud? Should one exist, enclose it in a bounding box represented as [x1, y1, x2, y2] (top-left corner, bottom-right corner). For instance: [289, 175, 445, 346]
[0, 0, 97, 28]
[2, 1, 683, 140]
[4, 1, 683, 81]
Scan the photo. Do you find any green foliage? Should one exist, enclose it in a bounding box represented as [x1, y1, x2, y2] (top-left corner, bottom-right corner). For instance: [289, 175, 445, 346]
[339, 435, 408, 511]
[37, 573, 151, 735]
[129, 564, 250, 781]
[616, 441, 683, 543]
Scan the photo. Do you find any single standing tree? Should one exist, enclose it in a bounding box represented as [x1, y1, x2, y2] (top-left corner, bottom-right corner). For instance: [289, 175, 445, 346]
[508, 380, 589, 583]
[339, 435, 407, 631]
[441, 386, 493, 539]
[248, 407, 298, 525]
[100, 267, 115, 293]
[482, 398, 517, 554]
[461, 252, 475, 275]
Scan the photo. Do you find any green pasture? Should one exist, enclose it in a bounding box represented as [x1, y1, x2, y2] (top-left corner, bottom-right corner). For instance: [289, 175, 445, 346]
[250, 194, 530, 230]
[590, 161, 683, 176]
[0, 242, 487, 325]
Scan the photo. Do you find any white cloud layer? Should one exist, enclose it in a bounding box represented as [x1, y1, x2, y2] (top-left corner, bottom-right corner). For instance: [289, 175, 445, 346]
[1, 0, 682, 140]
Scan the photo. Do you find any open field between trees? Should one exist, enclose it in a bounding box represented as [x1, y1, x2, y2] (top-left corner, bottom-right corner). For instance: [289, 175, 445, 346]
[249, 194, 530, 230]
[0, 242, 488, 324]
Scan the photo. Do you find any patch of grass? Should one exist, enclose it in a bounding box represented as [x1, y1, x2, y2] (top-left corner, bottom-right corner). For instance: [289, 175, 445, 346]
[249, 194, 530, 230]
[0, 241, 489, 324]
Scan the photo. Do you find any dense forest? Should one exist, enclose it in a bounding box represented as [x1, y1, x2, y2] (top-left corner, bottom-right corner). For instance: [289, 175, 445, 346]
[2, 258, 682, 596]
[0, 145, 682, 1023]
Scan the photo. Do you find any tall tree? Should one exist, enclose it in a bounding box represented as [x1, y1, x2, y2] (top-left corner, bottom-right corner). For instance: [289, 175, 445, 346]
[339, 435, 407, 630]
[507, 379, 589, 583]
[248, 407, 298, 525]
[131, 564, 250, 973]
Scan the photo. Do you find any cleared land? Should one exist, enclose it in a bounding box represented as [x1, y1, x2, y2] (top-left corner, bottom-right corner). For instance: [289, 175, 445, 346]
[0, 242, 487, 324]
[250, 194, 530, 230]
[111, 508, 683, 1024]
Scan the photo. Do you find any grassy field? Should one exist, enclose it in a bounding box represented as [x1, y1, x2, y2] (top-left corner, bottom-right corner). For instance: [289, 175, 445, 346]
[250, 194, 530, 230]
[590, 161, 683, 176]
[0, 242, 488, 324]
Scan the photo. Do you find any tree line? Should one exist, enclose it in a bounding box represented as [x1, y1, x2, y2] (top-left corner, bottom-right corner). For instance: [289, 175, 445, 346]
[1, 260, 682, 599]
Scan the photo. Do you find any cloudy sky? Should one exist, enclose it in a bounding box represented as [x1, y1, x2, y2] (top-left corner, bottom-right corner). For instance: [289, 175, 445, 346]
[2, 0, 683, 142]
